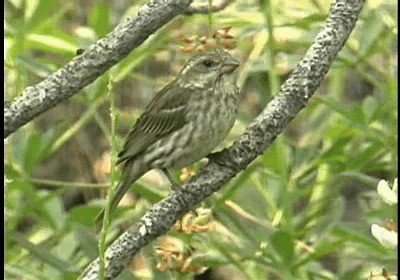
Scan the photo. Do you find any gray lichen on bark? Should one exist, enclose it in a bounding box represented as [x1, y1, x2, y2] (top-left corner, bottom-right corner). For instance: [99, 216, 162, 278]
[4, 0, 193, 137]
[79, 0, 365, 279]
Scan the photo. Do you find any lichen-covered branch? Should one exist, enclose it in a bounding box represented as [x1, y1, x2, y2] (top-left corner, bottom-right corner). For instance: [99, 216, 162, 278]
[5, 0, 233, 138]
[79, 0, 365, 279]
[4, 1, 235, 138]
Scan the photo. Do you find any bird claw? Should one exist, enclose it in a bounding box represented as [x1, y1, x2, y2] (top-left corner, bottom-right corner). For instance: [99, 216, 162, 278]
[161, 168, 181, 191]
[207, 149, 230, 165]
[170, 181, 181, 191]
[207, 149, 240, 172]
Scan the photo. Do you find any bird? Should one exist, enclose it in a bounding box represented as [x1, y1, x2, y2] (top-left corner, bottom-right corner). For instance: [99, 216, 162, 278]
[95, 48, 240, 230]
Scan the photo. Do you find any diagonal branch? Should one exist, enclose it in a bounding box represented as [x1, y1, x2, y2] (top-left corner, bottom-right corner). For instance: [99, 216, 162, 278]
[79, 0, 365, 279]
[4, 0, 190, 137]
[4, 0, 232, 138]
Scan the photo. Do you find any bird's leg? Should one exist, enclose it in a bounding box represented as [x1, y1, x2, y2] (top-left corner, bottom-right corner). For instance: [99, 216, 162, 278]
[207, 149, 240, 172]
[161, 168, 181, 190]
[161, 168, 198, 217]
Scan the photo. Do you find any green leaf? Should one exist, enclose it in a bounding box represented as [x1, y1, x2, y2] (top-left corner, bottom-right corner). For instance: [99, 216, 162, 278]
[339, 265, 364, 280]
[315, 97, 366, 128]
[271, 230, 294, 264]
[190, 253, 231, 267]
[294, 240, 345, 268]
[16, 55, 55, 78]
[260, 137, 290, 180]
[9, 232, 78, 273]
[68, 206, 102, 227]
[25, 0, 58, 32]
[133, 181, 167, 202]
[361, 96, 378, 123]
[113, 28, 170, 83]
[52, 232, 78, 261]
[26, 33, 77, 55]
[316, 136, 353, 164]
[5, 264, 45, 280]
[42, 194, 66, 231]
[9, 128, 57, 173]
[356, 10, 391, 58]
[89, 2, 110, 37]
[280, 13, 326, 29]
[74, 225, 99, 259]
[332, 226, 388, 254]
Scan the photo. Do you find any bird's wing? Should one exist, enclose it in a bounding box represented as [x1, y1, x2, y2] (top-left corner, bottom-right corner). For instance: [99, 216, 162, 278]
[117, 82, 190, 164]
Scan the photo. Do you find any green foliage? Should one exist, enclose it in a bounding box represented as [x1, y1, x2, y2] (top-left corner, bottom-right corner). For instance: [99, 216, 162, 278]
[5, 0, 397, 279]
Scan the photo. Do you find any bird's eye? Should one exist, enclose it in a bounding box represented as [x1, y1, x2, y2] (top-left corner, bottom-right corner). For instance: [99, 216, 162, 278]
[202, 59, 217, 68]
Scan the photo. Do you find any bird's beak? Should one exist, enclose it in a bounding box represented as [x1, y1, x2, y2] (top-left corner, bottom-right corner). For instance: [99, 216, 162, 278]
[220, 57, 240, 74]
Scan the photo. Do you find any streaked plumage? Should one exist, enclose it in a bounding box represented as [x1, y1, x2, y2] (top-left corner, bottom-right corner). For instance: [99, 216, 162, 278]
[96, 49, 240, 230]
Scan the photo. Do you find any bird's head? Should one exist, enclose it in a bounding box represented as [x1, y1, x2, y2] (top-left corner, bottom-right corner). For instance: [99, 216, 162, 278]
[177, 49, 240, 88]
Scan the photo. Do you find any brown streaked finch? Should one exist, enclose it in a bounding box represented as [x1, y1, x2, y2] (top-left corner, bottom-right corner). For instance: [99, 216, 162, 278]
[96, 48, 240, 230]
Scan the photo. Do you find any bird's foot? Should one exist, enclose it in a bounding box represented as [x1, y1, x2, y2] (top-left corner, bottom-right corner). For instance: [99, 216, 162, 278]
[161, 168, 181, 191]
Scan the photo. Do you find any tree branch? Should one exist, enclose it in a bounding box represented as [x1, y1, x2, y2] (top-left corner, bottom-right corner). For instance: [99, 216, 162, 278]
[79, 0, 365, 279]
[4, 0, 198, 138]
[4, 0, 234, 138]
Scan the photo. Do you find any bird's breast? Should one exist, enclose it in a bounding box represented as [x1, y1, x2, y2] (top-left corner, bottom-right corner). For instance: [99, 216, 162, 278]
[171, 85, 238, 168]
[148, 79, 239, 170]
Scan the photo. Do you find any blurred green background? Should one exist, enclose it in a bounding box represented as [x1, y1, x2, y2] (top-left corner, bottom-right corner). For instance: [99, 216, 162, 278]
[5, 0, 397, 279]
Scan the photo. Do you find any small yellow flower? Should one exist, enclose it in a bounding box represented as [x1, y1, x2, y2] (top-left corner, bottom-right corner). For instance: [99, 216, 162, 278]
[154, 237, 207, 273]
[172, 208, 214, 234]
[179, 167, 196, 183]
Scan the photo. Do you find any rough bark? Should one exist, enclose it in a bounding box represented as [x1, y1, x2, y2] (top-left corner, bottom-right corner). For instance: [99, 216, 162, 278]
[79, 0, 365, 279]
[4, 0, 194, 137]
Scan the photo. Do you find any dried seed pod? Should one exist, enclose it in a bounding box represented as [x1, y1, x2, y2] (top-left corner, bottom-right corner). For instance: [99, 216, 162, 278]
[219, 38, 236, 49]
[222, 26, 232, 33]
[179, 35, 197, 44]
[222, 34, 234, 39]
[213, 29, 225, 39]
[199, 36, 207, 43]
[178, 35, 187, 43]
[205, 38, 218, 48]
[195, 44, 207, 53]
[180, 45, 195, 53]
[187, 35, 197, 42]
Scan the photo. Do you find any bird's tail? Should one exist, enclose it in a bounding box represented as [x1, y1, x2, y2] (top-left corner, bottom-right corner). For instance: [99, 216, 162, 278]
[95, 159, 147, 232]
